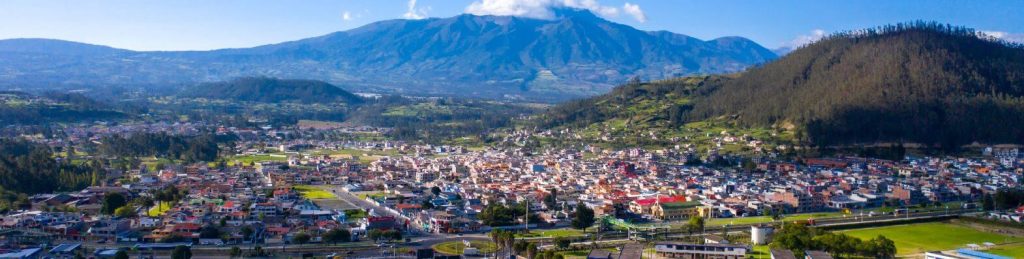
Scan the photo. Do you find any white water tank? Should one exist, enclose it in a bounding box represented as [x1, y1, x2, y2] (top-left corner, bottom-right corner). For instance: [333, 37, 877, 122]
[751, 225, 774, 245]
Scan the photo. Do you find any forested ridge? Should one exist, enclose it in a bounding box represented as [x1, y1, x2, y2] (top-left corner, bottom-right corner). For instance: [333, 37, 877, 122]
[183, 77, 365, 104]
[540, 22, 1024, 149]
[0, 91, 125, 124]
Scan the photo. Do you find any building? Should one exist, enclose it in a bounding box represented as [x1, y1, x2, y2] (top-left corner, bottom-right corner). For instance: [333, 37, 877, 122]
[804, 250, 833, 259]
[652, 201, 702, 220]
[925, 249, 1011, 259]
[769, 249, 797, 259]
[654, 242, 748, 259]
[751, 225, 773, 245]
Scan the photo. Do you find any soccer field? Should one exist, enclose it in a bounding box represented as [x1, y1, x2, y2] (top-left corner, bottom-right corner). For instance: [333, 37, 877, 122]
[841, 222, 1023, 256]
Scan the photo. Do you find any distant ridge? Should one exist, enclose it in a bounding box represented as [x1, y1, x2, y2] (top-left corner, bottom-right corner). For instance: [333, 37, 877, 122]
[0, 8, 776, 101]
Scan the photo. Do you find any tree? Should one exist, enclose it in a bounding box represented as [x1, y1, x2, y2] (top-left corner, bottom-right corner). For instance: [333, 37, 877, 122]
[241, 226, 255, 241]
[114, 206, 135, 218]
[322, 228, 351, 243]
[544, 188, 558, 209]
[769, 223, 815, 258]
[229, 247, 242, 258]
[431, 186, 442, 196]
[526, 243, 538, 259]
[113, 250, 129, 259]
[571, 203, 595, 230]
[554, 237, 572, 249]
[421, 199, 434, 210]
[868, 235, 897, 259]
[171, 245, 192, 259]
[199, 225, 221, 239]
[982, 193, 995, 211]
[292, 232, 311, 244]
[687, 216, 705, 234]
[102, 193, 127, 215]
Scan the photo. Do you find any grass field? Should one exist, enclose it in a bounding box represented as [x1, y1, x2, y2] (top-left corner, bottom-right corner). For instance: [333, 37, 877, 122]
[225, 153, 288, 166]
[842, 222, 1023, 256]
[432, 240, 498, 255]
[705, 212, 843, 227]
[987, 243, 1024, 258]
[147, 202, 172, 217]
[294, 185, 336, 199]
[516, 228, 586, 238]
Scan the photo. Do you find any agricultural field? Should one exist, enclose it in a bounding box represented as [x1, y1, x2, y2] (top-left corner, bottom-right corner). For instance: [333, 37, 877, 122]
[841, 222, 1023, 256]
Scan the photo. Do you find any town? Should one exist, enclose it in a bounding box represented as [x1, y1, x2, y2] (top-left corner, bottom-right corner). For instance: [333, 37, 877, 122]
[1, 120, 1022, 259]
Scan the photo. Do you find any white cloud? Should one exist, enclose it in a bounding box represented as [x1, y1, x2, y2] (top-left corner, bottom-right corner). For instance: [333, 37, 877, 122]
[465, 0, 647, 22]
[403, 0, 430, 20]
[342, 11, 353, 21]
[622, 2, 645, 23]
[781, 29, 826, 49]
[981, 30, 1024, 44]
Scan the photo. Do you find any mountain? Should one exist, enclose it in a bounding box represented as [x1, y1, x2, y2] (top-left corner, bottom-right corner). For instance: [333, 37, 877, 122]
[541, 22, 1024, 149]
[691, 22, 1024, 148]
[0, 9, 776, 101]
[182, 77, 364, 104]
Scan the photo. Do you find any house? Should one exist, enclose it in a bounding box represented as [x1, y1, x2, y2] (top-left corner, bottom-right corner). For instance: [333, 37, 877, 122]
[654, 242, 748, 259]
[770, 249, 797, 259]
[804, 250, 833, 259]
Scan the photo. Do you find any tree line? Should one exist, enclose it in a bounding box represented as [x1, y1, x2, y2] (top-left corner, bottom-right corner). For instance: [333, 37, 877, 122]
[0, 138, 105, 211]
[97, 133, 220, 162]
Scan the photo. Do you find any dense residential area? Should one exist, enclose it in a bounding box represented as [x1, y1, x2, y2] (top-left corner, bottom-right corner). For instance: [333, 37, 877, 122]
[1, 121, 1023, 258]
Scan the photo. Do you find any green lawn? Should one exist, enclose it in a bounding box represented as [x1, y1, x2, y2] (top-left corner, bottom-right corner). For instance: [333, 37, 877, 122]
[516, 228, 586, 238]
[663, 212, 844, 228]
[432, 240, 498, 255]
[294, 185, 336, 199]
[147, 201, 172, 217]
[842, 222, 1023, 256]
[225, 153, 288, 166]
[987, 242, 1024, 258]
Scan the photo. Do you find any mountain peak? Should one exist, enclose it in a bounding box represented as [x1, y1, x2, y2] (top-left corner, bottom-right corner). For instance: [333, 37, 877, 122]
[550, 8, 602, 20]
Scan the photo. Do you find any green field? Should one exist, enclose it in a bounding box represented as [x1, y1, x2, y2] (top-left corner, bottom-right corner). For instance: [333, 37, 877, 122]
[516, 228, 586, 238]
[842, 222, 1023, 256]
[987, 243, 1024, 258]
[294, 185, 336, 199]
[225, 153, 288, 166]
[706, 212, 843, 227]
[432, 240, 498, 255]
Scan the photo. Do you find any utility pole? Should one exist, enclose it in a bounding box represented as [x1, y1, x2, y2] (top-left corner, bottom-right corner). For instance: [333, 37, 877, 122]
[525, 199, 530, 233]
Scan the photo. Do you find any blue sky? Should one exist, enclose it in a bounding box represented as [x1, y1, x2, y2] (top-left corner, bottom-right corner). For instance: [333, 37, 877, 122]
[1, 0, 1021, 51]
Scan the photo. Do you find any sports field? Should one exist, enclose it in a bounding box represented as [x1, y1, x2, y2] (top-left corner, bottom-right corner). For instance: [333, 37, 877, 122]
[841, 222, 1023, 256]
[294, 185, 336, 199]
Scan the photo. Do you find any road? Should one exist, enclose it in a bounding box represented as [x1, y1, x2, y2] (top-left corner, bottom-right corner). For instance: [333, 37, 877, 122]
[322, 185, 409, 222]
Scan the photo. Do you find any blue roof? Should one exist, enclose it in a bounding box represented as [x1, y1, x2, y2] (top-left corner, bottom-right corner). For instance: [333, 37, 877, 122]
[957, 249, 1011, 259]
[134, 242, 193, 250]
[0, 248, 41, 258]
[49, 243, 81, 253]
